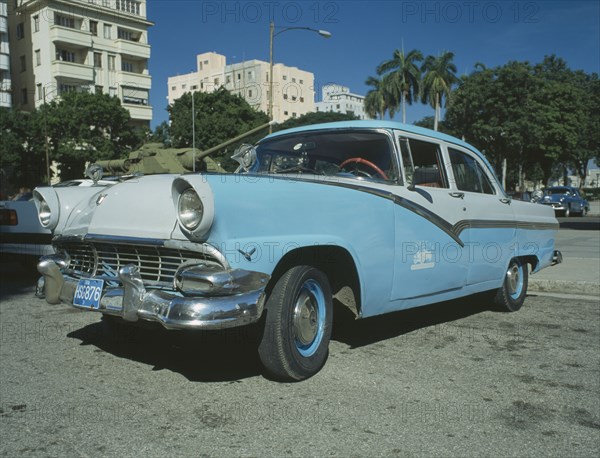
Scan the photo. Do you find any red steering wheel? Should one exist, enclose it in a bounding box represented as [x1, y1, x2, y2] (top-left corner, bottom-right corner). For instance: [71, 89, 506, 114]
[339, 157, 388, 180]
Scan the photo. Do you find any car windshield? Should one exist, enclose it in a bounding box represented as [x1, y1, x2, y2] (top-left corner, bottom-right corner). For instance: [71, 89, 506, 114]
[546, 187, 570, 195]
[254, 130, 399, 183]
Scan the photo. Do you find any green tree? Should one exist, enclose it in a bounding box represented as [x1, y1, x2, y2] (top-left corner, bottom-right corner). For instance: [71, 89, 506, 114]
[0, 108, 45, 192]
[168, 88, 269, 170]
[364, 76, 388, 120]
[41, 91, 142, 180]
[377, 48, 423, 123]
[149, 120, 172, 146]
[421, 51, 458, 131]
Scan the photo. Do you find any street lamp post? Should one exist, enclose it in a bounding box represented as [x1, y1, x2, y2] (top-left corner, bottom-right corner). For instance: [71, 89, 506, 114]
[268, 22, 331, 133]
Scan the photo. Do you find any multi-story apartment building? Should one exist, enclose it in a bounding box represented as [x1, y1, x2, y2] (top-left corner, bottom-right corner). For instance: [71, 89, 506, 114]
[315, 84, 369, 120]
[8, 0, 152, 126]
[168, 51, 315, 124]
[0, 0, 11, 107]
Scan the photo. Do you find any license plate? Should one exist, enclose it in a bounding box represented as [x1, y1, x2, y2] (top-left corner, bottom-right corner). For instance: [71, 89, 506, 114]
[73, 279, 104, 309]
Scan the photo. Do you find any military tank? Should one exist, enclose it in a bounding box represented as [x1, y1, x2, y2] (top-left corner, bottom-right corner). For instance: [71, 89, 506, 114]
[94, 121, 273, 176]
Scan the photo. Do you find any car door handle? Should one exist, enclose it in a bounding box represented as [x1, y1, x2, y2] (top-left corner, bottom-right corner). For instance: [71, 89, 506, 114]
[449, 192, 465, 199]
[500, 198, 512, 204]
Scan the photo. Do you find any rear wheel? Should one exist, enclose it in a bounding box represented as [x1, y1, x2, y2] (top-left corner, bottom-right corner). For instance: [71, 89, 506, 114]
[258, 265, 333, 381]
[494, 258, 528, 312]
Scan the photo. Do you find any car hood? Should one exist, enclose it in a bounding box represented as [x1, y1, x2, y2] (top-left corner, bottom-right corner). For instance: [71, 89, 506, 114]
[542, 194, 566, 203]
[57, 174, 181, 240]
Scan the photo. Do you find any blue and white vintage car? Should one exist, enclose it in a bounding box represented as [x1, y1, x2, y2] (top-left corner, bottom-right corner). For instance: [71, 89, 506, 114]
[34, 121, 561, 381]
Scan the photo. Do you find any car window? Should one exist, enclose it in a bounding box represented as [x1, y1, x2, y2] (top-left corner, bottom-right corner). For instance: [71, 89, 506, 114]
[448, 148, 495, 194]
[398, 137, 448, 188]
[255, 130, 400, 183]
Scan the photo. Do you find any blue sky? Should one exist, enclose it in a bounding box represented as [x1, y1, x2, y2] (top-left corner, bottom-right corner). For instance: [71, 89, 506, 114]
[147, 0, 600, 128]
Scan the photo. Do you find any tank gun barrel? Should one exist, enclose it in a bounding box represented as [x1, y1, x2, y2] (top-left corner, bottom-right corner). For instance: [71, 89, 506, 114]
[195, 121, 275, 160]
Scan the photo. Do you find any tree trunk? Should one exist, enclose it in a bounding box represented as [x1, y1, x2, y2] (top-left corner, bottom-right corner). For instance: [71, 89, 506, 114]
[401, 91, 406, 124]
[434, 93, 440, 131]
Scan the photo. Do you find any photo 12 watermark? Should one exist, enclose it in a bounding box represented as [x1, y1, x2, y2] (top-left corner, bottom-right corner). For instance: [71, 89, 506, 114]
[400, 1, 540, 24]
[200, 1, 340, 24]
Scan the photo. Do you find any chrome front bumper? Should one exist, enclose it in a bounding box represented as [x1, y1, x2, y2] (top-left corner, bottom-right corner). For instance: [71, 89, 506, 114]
[37, 255, 268, 330]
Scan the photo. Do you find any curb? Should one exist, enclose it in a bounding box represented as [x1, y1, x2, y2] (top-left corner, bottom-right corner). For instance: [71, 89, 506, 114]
[529, 279, 600, 296]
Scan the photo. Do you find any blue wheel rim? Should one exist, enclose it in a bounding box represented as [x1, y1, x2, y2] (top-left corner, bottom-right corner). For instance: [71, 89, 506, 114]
[292, 279, 326, 357]
[507, 261, 524, 300]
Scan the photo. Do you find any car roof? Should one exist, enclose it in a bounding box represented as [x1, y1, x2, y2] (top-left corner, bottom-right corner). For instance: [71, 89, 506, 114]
[263, 120, 486, 160]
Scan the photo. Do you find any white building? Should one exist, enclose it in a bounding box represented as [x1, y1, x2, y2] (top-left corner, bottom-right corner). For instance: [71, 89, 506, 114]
[168, 51, 315, 124]
[0, 0, 11, 107]
[315, 84, 368, 119]
[9, 0, 153, 127]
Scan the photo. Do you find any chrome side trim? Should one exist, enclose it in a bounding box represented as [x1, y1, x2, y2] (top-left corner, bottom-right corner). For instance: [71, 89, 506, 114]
[453, 220, 559, 235]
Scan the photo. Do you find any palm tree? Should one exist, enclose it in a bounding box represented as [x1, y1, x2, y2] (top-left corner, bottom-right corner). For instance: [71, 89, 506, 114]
[376, 48, 423, 123]
[421, 51, 458, 131]
[364, 76, 387, 120]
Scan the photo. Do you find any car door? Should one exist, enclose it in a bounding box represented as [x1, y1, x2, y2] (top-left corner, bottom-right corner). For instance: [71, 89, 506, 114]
[389, 132, 469, 301]
[445, 146, 516, 286]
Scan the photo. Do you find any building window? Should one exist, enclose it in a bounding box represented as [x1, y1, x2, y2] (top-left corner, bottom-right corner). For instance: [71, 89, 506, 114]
[95, 86, 103, 94]
[19, 55, 26, 72]
[56, 49, 76, 63]
[37, 83, 43, 100]
[191, 85, 198, 90]
[300, 97, 304, 103]
[283, 75, 287, 81]
[214, 78, 219, 86]
[226, 75, 231, 84]
[292, 112, 297, 118]
[171, 86, 175, 91]
[121, 60, 134, 72]
[117, 28, 135, 41]
[21, 88, 28, 105]
[103, 24, 112, 39]
[59, 83, 78, 94]
[116, 0, 141, 16]
[90, 21, 98, 36]
[284, 111, 288, 115]
[283, 94, 288, 100]
[109, 87, 117, 97]
[299, 79, 303, 84]
[122, 86, 148, 105]
[291, 96, 297, 101]
[248, 90, 253, 97]
[35, 50, 41, 66]
[237, 73, 241, 80]
[292, 78, 296, 83]
[108, 55, 116, 71]
[94, 52, 102, 68]
[182, 84, 186, 89]
[55, 14, 75, 29]
[16, 23, 24, 39]
[34, 16, 40, 32]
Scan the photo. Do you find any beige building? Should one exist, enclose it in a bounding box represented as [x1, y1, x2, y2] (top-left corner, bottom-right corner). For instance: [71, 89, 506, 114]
[9, 0, 153, 127]
[168, 51, 315, 124]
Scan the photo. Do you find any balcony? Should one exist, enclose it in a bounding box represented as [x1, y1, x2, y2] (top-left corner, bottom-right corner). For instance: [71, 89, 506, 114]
[117, 72, 151, 90]
[51, 61, 94, 82]
[50, 25, 91, 49]
[115, 39, 150, 60]
[0, 54, 9, 71]
[122, 103, 152, 122]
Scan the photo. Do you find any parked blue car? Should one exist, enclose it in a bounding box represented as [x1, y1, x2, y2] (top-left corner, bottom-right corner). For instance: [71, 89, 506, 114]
[539, 186, 589, 217]
[33, 121, 561, 381]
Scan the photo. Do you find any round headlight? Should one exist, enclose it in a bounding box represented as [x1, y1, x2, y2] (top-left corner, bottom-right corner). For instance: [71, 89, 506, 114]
[39, 198, 52, 227]
[178, 188, 203, 231]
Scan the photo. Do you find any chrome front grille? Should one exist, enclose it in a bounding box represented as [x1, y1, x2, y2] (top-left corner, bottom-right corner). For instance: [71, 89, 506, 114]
[55, 241, 219, 285]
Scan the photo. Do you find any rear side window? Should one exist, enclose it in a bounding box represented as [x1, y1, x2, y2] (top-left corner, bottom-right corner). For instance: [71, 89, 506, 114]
[399, 137, 448, 188]
[448, 148, 495, 194]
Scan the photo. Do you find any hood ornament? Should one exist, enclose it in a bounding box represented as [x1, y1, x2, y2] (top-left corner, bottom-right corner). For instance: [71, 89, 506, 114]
[85, 164, 104, 184]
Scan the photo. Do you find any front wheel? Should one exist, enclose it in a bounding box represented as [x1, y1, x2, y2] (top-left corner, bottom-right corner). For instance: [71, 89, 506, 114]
[563, 205, 571, 217]
[494, 258, 528, 312]
[258, 265, 333, 381]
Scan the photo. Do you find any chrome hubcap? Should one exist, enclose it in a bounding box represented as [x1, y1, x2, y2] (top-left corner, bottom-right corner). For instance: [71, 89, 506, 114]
[507, 264, 520, 295]
[293, 290, 319, 346]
